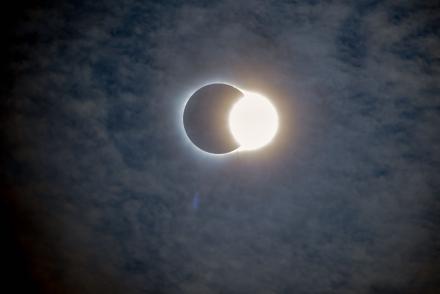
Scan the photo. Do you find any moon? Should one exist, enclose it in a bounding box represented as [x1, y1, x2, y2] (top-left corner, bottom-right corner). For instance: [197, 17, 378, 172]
[183, 83, 243, 154]
[183, 83, 279, 155]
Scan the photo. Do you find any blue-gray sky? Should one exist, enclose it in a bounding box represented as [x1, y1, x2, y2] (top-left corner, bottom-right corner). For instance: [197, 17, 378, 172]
[1, 0, 439, 293]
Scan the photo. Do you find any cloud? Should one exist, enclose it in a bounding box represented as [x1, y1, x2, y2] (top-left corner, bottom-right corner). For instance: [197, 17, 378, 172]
[1, 0, 439, 293]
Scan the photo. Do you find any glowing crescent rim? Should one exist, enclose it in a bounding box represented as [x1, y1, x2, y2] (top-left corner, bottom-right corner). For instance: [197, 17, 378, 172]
[180, 81, 279, 156]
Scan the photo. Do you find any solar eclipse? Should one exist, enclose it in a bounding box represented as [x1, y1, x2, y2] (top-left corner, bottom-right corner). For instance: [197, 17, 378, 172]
[183, 83, 279, 155]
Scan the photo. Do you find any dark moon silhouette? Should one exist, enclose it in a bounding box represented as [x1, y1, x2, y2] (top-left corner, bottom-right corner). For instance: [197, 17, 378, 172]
[183, 83, 244, 154]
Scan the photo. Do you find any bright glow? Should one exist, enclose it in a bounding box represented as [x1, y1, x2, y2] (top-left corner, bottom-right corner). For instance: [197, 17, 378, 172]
[229, 91, 279, 151]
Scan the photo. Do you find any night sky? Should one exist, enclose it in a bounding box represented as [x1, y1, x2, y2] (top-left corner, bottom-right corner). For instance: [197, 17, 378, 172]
[1, 0, 439, 293]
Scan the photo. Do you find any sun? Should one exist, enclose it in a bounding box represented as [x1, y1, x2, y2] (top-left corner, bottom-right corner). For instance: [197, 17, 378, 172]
[228, 91, 279, 151]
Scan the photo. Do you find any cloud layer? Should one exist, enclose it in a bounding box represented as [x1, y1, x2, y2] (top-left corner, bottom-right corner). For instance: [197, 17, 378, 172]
[1, 0, 439, 293]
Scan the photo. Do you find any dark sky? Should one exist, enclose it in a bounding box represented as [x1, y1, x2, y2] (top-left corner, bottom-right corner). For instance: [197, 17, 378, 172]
[1, 0, 439, 293]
